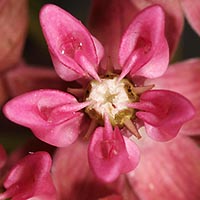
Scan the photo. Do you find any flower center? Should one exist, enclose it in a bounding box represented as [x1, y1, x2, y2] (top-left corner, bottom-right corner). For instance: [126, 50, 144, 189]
[85, 75, 138, 127]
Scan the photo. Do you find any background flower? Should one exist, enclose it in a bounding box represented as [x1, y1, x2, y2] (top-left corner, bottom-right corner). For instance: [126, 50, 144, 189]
[0, 0, 66, 106]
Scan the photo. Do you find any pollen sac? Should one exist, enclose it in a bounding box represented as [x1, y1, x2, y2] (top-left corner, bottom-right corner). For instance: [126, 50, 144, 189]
[85, 76, 138, 127]
[123, 79, 139, 102]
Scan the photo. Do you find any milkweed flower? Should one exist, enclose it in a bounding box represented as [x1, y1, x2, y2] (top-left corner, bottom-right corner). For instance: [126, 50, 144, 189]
[0, 151, 56, 200]
[0, 0, 28, 105]
[0, 0, 65, 106]
[3, 4, 195, 182]
[127, 0, 200, 47]
[102, 0, 200, 58]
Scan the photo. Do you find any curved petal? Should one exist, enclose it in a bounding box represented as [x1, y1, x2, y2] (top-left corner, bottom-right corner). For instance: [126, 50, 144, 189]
[181, 0, 200, 36]
[3, 89, 89, 147]
[127, 135, 200, 200]
[129, 90, 195, 141]
[119, 5, 169, 80]
[145, 58, 200, 136]
[40, 4, 102, 81]
[128, 0, 184, 57]
[0, 152, 56, 200]
[88, 118, 140, 182]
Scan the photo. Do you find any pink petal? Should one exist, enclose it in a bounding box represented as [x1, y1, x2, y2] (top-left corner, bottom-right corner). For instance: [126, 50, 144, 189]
[0, 0, 28, 72]
[127, 135, 200, 200]
[119, 5, 169, 80]
[130, 90, 195, 141]
[52, 140, 125, 200]
[4, 62, 66, 97]
[88, 118, 140, 182]
[128, 0, 184, 57]
[99, 194, 123, 200]
[88, 0, 136, 70]
[0, 151, 56, 200]
[0, 145, 7, 170]
[181, 0, 200, 36]
[145, 58, 200, 136]
[3, 90, 88, 147]
[40, 4, 102, 81]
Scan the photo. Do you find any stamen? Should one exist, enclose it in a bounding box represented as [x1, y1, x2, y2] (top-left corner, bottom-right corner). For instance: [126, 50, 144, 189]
[83, 119, 97, 140]
[132, 84, 155, 94]
[124, 119, 141, 139]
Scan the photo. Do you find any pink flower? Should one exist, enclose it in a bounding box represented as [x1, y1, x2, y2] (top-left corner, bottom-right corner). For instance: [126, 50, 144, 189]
[129, 0, 200, 56]
[0, 0, 66, 106]
[0, 0, 28, 105]
[0, 0, 28, 72]
[3, 4, 195, 182]
[52, 140, 136, 200]
[0, 151, 56, 200]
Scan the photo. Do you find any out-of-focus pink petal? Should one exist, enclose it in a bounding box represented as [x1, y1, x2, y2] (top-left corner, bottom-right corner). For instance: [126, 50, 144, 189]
[128, 0, 184, 57]
[52, 140, 117, 199]
[119, 5, 169, 80]
[130, 90, 195, 141]
[0, 77, 8, 106]
[88, 117, 140, 182]
[99, 194, 123, 200]
[181, 0, 200, 36]
[40, 4, 102, 81]
[92, 36, 105, 65]
[127, 135, 200, 200]
[88, 0, 136, 70]
[0, 0, 28, 72]
[3, 90, 89, 147]
[4, 62, 66, 97]
[0, 151, 56, 200]
[146, 58, 200, 136]
[0, 145, 7, 170]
